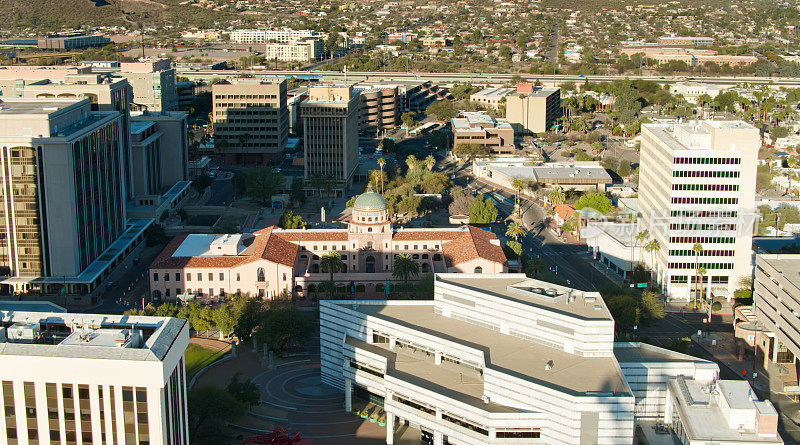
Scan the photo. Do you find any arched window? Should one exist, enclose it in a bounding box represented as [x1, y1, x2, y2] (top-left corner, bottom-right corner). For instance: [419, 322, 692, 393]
[474, 266, 483, 274]
[257, 268, 265, 282]
[422, 254, 429, 259]
[368, 227, 373, 232]
[300, 254, 308, 259]
[412, 254, 419, 259]
[367, 241, 374, 249]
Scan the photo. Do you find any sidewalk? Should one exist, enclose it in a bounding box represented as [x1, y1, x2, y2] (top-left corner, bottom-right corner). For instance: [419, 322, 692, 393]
[691, 331, 770, 392]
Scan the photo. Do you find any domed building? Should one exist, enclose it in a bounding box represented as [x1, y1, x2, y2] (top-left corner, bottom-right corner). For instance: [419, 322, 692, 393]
[149, 190, 510, 300]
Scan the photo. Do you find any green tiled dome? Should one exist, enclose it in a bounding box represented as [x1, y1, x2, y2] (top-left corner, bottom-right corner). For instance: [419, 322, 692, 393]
[353, 191, 386, 211]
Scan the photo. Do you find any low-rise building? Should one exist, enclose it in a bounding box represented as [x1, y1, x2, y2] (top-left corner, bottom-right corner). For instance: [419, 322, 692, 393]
[0, 310, 190, 444]
[149, 191, 508, 300]
[472, 158, 612, 192]
[469, 87, 514, 111]
[356, 85, 399, 136]
[36, 34, 110, 50]
[320, 273, 745, 444]
[451, 112, 515, 154]
[230, 28, 317, 44]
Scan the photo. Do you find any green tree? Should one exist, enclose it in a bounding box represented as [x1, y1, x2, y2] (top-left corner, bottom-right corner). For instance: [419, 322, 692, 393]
[254, 305, 313, 353]
[245, 166, 284, 206]
[155, 303, 178, 317]
[145, 223, 168, 247]
[413, 273, 435, 300]
[468, 196, 498, 224]
[574, 193, 613, 214]
[325, 32, 341, 58]
[188, 385, 247, 443]
[278, 210, 308, 229]
[606, 295, 639, 330]
[393, 253, 420, 294]
[452, 143, 486, 161]
[213, 305, 236, 338]
[226, 372, 260, 409]
[548, 187, 566, 206]
[401, 111, 418, 128]
[231, 295, 265, 342]
[290, 177, 306, 206]
[639, 291, 665, 321]
[426, 100, 456, 121]
[504, 240, 523, 259]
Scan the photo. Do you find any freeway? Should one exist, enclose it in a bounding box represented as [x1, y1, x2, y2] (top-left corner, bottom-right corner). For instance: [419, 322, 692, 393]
[176, 68, 800, 88]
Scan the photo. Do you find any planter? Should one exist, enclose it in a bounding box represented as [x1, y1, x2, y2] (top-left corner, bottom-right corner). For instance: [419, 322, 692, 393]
[369, 418, 377, 423]
[360, 414, 368, 419]
[378, 421, 386, 426]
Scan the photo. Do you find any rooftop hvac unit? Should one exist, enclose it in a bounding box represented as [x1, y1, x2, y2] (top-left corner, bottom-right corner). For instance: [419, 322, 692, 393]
[7, 322, 40, 343]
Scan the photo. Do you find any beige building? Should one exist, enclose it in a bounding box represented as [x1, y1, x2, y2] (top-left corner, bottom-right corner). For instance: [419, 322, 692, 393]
[263, 38, 324, 62]
[505, 83, 561, 134]
[132, 111, 189, 189]
[469, 87, 514, 111]
[451, 112, 515, 154]
[118, 59, 177, 112]
[639, 121, 759, 302]
[149, 191, 508, 300]
[212, 80, 289, 164]
[302, 85, 360, 196]
[0, 99, 149, 300]
[230, 29, 317, 44]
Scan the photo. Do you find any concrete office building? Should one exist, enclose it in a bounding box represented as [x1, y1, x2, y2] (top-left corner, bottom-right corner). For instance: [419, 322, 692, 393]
[754, 254, 800, 375]
[505, 83, 561, 134]
[356, 85, 399, 136]
[302, 85, 359, 196]
[320, 273, 766, 444]
[0, 310, 190, 445]
[175, 81, 195, 111]
[212, 80, 289, 164]
[451, 112, 515, 154]
[263, 38, 324, 62]
[230, 29, 317, 44]
[639, 121, 759, 302]
[118, 60, 177, 112]
[132, 111, 189, 189]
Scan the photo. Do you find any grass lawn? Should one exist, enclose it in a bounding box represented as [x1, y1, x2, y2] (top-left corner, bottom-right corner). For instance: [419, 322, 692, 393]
[184, 343, 227, 379]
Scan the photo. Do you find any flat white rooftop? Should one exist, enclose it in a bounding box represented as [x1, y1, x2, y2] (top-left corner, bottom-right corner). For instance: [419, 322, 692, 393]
[172, 234, 245, 257]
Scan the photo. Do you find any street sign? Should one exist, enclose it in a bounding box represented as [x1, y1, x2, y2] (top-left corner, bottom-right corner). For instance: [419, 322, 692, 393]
[636, 283, 648, 288]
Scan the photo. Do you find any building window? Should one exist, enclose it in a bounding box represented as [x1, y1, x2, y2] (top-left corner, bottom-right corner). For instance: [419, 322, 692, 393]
[153, 273, 158, 281]
[257, 268, 265, 282]
[474, 266, 483, 273]
[186, 273, 191, 281]
[175, 273, 180, 281]
[164, 273, 169, 282]
[197, 273, 202, 281]
[219, 273, 224, 281]
[208, 273, 213, 281]
[236, 273, 240, 281]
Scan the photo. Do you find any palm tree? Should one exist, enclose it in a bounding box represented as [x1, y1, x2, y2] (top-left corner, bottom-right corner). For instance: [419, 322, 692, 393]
[692, 242, 703, 308]
[697, 266, 707, 310]
[425, 155, 436, 171]
[320, 252, 344, 283]
[511, 178, 524, 216]
[526, 257, 546, 278]
[406, 154, 419, 171]
[392, 253, 419, 295]
[548, 187, 565, 206]
[635, 230, 649, 265]
[377, 157, 386, 194]
[506, 221, 527, 242]
[644, 239, 660, 275]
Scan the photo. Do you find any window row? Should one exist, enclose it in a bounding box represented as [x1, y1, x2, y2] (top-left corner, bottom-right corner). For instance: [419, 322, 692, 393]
[670, 210, 738, 218]
[669, 249, 734, 257]
[671, 197, 738, 205]
[668, 262, 734, 270]
[669, 223, 737, 231]
[673, 157, 741, 165]
[669, 236, 735, 244]
[671, 183, 739, 192]
[673, 170, 739, 178]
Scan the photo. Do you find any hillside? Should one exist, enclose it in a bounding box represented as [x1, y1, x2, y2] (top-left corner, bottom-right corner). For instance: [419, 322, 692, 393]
[0, 0, 232, 31]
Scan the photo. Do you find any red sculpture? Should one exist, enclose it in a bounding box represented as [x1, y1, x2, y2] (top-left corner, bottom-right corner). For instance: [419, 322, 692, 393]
[242, 427, 312, 445]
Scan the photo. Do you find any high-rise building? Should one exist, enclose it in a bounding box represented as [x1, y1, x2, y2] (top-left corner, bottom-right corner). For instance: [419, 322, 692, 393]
[0, 99, 128, 282]
[131, 111, 189, 190]
[118, 60, 177, 112]
[301, 85, 359, 196]
[504, 83, 561, 134]
[639, 121, 759, 301]
[0, 309, 190, 445]
[212, 80, 289, 164]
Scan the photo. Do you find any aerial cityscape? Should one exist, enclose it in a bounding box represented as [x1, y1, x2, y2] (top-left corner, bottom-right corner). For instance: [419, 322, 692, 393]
[1, 0, 800, 444]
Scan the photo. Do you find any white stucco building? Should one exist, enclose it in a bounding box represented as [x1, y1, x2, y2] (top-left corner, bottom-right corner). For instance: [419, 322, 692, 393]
[319, 273, 766, 444]
[0, 310, 190, 444]
[639, 121, 759, 301]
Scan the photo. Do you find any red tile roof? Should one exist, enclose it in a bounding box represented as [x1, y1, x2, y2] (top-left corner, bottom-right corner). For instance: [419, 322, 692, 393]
[273, 230, 349, 242]
[554, 204, 576, 221]
[441, 225, 507, 266]
[151, 227, 297, 269]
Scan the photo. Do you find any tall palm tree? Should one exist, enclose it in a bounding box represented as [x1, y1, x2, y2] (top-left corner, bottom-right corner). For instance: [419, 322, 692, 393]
[511, 178, 524, 216]
[692, 242, 703, 308]
[697, 266, 707, 309]
[635, 230, 649, 265]
[548, 187, 565, 206]
[644, 239, 660, 275]
[506, 221, 527, 242]
[392, 253, 419, 295]
[377, 157, 386, 194]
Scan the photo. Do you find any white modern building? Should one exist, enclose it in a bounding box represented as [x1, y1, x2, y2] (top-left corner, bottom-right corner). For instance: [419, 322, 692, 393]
[230, 29, 318, 44]
[639, 121, 759, 301]
[0, 309, 190, 444]
[319, 273, 768, 444]
[472, 157, 612, 192]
